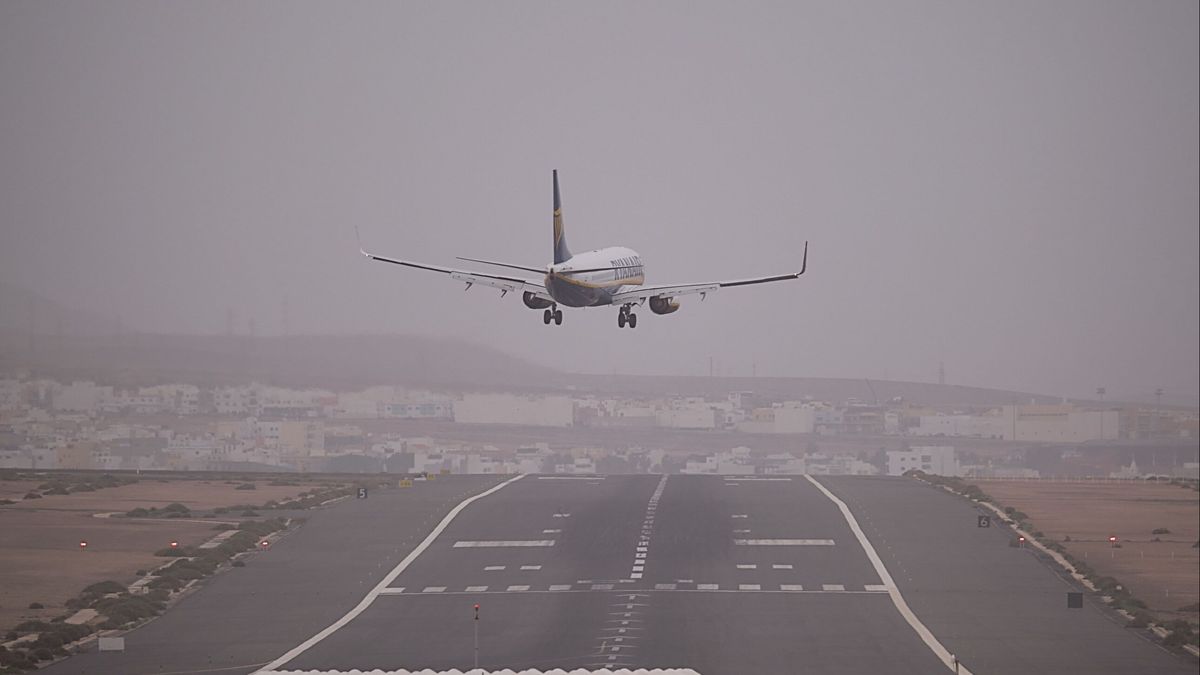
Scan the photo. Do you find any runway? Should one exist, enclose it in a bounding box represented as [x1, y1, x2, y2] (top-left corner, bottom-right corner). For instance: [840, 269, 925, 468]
[41, 474, 1193, 675]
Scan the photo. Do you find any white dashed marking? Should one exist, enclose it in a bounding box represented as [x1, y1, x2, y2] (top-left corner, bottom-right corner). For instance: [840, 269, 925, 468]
[520, 565, 543, 571]
[464, 586, 488, 592]
[736, 564, 757, 570]
[453, 540, 555, 548]
[506, 585, 530, 592]
[422, 586, 446, 593]
[772, 564, 794, 570]
[739, 584, 761, 591]
[734, 539, 835, 546]
[822, 584, 845, 592]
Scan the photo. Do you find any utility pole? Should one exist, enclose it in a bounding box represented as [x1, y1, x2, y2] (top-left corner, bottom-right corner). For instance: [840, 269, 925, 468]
[1096, 387, 1106, 440]
[1153, 388, 1163, 438]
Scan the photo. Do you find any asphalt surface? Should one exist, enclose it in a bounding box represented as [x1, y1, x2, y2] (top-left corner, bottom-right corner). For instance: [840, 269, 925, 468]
[821, 475, 1195, 675]
[40, 474, 1195, 675]
[37, 475, 506, 675]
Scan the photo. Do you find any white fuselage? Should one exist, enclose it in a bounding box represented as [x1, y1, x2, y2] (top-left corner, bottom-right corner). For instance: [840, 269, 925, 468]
[543, 246, 645, 307]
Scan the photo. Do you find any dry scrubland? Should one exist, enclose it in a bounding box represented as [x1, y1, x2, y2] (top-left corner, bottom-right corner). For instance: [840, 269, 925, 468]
[976, 480, 1199, 621]
[0, 477, 312, 632]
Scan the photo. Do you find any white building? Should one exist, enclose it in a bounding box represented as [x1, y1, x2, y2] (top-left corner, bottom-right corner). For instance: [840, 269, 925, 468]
[52, 381, 112, 413]
[1000, 405, 1120, 442]
[773, 404, 816, 434]
[887, 446, 960, 477]
[657, 407, 720, 430]
[910, 414, 1006, 439]
[454, 394, 575, 427]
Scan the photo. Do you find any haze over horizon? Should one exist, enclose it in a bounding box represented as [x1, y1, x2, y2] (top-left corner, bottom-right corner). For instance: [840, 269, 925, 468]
[1, 2, 1197, 406]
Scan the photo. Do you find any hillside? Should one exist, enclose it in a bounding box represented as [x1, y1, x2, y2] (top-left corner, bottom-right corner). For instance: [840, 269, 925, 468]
[0, 330, 1099, 409]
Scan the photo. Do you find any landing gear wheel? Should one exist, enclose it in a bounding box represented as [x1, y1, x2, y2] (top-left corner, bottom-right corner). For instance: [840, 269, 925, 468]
[627, 313, 637, 328]
[617, 312, 626, 328]
[553, 309, 563, 325]
[543, 309, 552, 325]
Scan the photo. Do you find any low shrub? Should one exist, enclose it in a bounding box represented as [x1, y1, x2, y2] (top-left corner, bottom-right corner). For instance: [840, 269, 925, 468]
[1128, 611, 1153, 628]
[1177, 602, 1200, 613]
[1163, 629, 1196, 648]
[231, 560, 246, 567]
[162, 502, 190, 514]
[212, 523, 235, 531]
[235, 483, 257, 490]
[23, 492, 41, 499]
[1151, 527, 1170, 535]
[81, 581, 125, 596]
[126, 507, 149, 517]
[13, 620, 53, 633]
[27, 602, 43, 610]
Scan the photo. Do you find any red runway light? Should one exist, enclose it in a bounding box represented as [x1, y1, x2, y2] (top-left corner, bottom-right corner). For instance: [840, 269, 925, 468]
[259, 540, 269, 548]
[79, 541, 88, 549]
[170, 541, 179, 548]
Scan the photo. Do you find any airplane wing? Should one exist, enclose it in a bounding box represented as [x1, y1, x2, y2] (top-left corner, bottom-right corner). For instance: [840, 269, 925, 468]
[360, 247, 553, 302]
[611, 241, 808, 305]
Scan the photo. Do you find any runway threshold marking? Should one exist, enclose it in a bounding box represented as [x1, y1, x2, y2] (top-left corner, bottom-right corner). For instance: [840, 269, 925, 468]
[805, 475, 974, 675]
[258, 473, 526, 672]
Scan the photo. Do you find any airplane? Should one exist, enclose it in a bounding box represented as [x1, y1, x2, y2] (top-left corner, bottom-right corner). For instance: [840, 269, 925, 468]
[358, 170, 807, 328]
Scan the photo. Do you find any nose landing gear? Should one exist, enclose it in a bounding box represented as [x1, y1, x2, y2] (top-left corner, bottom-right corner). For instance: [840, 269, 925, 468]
[543, 307, 563, 326]
[617, 305, 638, 329]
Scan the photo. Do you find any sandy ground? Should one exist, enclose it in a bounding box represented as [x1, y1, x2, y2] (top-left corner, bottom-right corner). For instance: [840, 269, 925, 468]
[0, 478, 316, 633]
[975, 480, 1200, 621]
[1, 478, 314, 512]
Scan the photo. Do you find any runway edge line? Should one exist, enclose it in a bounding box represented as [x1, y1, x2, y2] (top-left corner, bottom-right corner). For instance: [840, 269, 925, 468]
[256, 474, 527, 673]
[804, 475, 974, 675]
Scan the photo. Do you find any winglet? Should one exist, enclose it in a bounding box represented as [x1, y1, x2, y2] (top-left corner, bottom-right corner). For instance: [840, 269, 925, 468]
[798, 241, 808, 276]
[355, 226, 370, 258]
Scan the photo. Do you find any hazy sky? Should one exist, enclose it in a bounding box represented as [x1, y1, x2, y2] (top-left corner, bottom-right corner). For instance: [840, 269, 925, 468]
[1, 1, 1197, 404]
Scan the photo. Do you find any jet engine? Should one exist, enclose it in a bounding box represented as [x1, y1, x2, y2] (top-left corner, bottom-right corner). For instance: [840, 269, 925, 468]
[649, 296, 680, 315]
[523, 291, 554, 310]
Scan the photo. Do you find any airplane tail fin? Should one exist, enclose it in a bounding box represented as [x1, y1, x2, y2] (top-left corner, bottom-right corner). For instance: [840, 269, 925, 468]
[553, 170, 572, 264]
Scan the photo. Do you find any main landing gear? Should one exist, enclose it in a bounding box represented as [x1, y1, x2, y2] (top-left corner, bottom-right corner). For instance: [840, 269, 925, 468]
[543, 307, 563, 326]
[617, 305, 638, 329]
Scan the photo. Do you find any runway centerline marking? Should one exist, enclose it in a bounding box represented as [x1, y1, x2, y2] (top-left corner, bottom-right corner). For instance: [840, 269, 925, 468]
[805, 474, 974, 674]
[257, 474, 525, 672]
